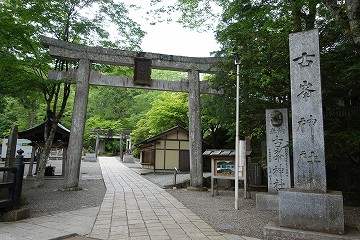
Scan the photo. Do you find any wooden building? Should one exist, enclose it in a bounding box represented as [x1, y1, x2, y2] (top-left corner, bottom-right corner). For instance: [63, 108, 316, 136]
[135, 126, 190, 172]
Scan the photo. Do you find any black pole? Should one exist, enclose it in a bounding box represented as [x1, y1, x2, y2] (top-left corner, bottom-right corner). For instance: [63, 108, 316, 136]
[13, 149, 25, 209]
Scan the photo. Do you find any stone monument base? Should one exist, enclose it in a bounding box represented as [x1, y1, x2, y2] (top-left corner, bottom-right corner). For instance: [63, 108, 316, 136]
[264, 220, 360, 240]
[123, 154, 135, 163]
[279, 189, 344, 234]
[256, 192, 279, 211]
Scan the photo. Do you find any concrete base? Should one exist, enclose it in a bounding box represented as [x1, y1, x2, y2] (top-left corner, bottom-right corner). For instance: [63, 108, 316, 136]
[279, 189, 345, 234]
[187, 186, 208, 192]
[256, 192, 279, 211]
[264, 220, 360, 240]
[84, 153, 97, 162]
[123, 154, 135, 163]
[0, 207, 30, 222]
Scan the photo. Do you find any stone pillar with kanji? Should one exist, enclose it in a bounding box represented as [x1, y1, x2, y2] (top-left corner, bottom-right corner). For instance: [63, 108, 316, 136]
[277, 29, 345, 235]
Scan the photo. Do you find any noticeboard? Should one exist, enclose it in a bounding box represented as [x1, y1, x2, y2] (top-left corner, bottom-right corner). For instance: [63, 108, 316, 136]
[214, 159, 235, 177]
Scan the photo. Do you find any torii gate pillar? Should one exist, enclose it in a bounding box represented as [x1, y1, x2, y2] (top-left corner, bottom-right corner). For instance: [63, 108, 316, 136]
[64, 58, 91, 189]
[188, 69, 203, 188]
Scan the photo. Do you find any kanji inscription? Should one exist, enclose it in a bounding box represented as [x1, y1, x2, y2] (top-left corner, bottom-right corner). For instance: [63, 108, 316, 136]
[297, 80, 315, 101]
[266, 108, 291, 193]
[297, 115, 317, 140]
[293, 52, 315, 68]
[134, 57, 152, 86]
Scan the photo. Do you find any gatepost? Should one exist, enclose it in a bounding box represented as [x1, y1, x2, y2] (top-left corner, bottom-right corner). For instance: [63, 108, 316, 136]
[63, 58, 91, 190]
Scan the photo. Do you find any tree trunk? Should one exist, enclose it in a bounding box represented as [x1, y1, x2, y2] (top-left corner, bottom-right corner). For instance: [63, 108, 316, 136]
[290, 0, 318, 32]
[323, 0, 360, 45]
[290, 0, 303, 32]
[28, 107, 37, 128]
[305, 0, 318, 30]
[346, 0, 360, 44]
[34, 120, 58, 187]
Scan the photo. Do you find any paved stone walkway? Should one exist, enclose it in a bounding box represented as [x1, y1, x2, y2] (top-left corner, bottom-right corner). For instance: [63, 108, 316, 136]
[89, 157, 257, 240]
[0, 157, 260, 240]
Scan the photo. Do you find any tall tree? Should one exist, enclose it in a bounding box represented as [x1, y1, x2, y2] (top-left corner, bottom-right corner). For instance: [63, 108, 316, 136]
[0, 0, 145, 187]
[323, 0, 360, 45]
[132, 92, 189, 144]
[149, 0, 360, 171]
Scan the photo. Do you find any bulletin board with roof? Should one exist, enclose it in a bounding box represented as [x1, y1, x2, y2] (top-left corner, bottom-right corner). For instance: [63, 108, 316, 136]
[203, 149, 251, 196]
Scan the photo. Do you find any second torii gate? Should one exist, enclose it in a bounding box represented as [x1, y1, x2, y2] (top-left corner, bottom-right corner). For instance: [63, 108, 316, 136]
[90, 129, 132, 160]
[41, 36, 223, 190]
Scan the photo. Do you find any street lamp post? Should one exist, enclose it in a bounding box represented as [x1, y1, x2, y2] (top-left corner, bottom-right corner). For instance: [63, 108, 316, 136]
[233, 49, 241, 210]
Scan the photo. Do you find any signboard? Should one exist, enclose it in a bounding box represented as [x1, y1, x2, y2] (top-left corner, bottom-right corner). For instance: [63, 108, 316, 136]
[133, 57, 152, 86]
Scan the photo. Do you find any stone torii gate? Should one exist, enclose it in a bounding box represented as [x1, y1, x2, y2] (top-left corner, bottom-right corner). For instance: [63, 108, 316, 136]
[89, 129, 132, 159]
[41, 36, 223, 190]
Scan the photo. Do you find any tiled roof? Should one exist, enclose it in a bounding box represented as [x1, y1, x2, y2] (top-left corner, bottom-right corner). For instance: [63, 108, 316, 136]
[203, 149, 252, 156]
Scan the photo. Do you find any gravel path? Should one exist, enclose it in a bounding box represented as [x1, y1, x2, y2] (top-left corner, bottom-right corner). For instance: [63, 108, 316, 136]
[21, 160, 106, 218]
[167, 189, 277, 239]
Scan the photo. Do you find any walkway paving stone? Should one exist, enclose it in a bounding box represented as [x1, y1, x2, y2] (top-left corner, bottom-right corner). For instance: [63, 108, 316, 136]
[0, 207, 99, 239]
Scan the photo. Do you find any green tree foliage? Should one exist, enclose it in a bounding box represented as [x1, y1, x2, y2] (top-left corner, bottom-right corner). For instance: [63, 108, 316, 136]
[0, 1, 47, 121]
[84, 115, 122, 142]
[131, 92, 188, 144]
[0, 0, 145, 187]
[0, 98, 29, 136]
[85, 87, 159, 150]
[201, 94, 234, 149]
[84, 67, 187, 152]
[150, 0, 360, 173]
[148, 0, 218, 30]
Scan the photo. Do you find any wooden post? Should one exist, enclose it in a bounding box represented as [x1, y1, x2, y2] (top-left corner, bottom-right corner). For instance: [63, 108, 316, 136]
[95, 133, 99, 158]
[188, 69, 203, 188]
[35, 150, 40, 175]
[27, 146, 37, 177]
[62, 147, 67, 176]
[64, 58, 91, 190]
[119, 134, 123, 161]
